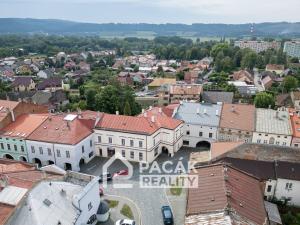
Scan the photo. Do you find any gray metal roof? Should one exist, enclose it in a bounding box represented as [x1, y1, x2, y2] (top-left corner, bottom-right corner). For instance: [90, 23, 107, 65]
[264, 201, 282, 224]
[174, 102, 222, 126]
[202, 91, 233, 104]
[255, 108, 292, 135]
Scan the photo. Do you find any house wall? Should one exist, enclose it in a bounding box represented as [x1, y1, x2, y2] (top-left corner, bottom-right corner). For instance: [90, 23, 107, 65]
[274, 179, 300, 206]
[252, 132, 292, 147]
[75, 178, 100, 225]
[218, 128, 253, 143]
[181, 123, 218, 148]
[0, 136, 28, 161]
[26, 134, 95, 171]
[291, 137, 300, 148]
[94, 124, 183, 163]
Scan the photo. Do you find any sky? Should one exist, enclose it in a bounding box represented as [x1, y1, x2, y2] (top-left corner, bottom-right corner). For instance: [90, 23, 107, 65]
[0, 0, 299, 24]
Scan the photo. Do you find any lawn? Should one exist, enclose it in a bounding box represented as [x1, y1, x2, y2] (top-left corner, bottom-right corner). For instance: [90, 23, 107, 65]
[107, 200, 119, 208]
[121, 204, 134, 219]
[170, 186, 183, 196]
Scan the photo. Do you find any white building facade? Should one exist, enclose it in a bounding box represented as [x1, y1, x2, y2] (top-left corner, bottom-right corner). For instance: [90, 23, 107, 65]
[94, 113, 183, 163]
[26, 134, 95, 171]
[252, 108, 292, 146]
[173, 102, 222, 148]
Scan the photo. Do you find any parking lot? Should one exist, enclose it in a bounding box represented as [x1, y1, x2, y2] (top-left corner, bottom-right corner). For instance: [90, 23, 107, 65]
[81, 147, 208, 225]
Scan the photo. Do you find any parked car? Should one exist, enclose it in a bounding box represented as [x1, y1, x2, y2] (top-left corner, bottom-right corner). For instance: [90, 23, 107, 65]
[161, 206, 174, 225]
[115, 219, 136, 225]
[113, 169, 129, 178]
[98, 172, 112, 183]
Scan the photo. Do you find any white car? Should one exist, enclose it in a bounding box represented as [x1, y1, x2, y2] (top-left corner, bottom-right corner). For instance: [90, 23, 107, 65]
[115, 219, 136, 225]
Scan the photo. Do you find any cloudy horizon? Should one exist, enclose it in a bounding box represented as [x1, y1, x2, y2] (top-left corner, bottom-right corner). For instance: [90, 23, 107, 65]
[0, 0, 299, 24]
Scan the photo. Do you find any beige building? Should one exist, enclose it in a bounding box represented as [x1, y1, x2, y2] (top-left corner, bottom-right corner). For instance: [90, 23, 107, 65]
[218, 104, 255, 143]
[266, 64, 284, 75]
[169, 84, 202, 103]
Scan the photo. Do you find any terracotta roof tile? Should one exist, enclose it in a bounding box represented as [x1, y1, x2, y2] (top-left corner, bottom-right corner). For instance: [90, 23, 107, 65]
[27, 113, 94, 145]
[220, 104, 255, 131]
[187, 164, 268, 225]
[1, 114, 48, 138]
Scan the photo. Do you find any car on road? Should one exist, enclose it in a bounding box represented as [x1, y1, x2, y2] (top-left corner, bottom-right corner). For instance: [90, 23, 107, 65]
[161, 206, 174, 225]
[113, 169, 129, 178]
[98, 172, 112, 183]
[115, 219, 136, 225]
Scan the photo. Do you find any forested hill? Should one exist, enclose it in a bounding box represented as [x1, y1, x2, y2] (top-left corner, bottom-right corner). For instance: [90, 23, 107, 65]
[0, 18, 300, 37]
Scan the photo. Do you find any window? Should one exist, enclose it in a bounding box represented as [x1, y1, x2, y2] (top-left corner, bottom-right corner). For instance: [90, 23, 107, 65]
[66, 151, 70, 158]
[121, 139, 125, 146]
[285, 183, 293, 190]
[153, 139, 156, 146]
[267, 185, 272, 192]
[109, 137, 112, 144]
[199, 132, 203, 137]
[130, 140, 134, 147]
[57, 149, 61, 157]
[186, 131, 190, 135]
[48, 148, 52, 156]
[263, 140, 268, 144]
[295, 144, 299, 147]
[21, 146, 24, 152]
[130, 151, 134, 159]
[14, 145, 17, 151]
[139, 141, 143, 148]
[276, 141, 280, 145]
[257, 139, 261, 144]
[98, 136, 101, 143]
[283, 142, 287, 146]
[183, 140, 189, 146]
[31, 146, 35, 153]
[122, 150, 126, 157]
[209, 133, 213, 138]
[90, 140, 93, 147]
[0, 143, 3, 149]
[89, 151, 94, 158]
[7, 144, 10, 150]
[82, 146, 85, 153]
[88, 202, 93, 211]
[39, 147, 43, 155]
[139, 152, 143, 161]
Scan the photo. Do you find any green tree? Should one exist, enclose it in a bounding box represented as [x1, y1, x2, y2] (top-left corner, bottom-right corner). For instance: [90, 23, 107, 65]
[85, 89, 97, 110]
[241, 51, 257, 70]
[123, 101, 132, 116]
[282, 76, 299, 92]
[254, 92, 275, 108]
[86, 53, 94, 63]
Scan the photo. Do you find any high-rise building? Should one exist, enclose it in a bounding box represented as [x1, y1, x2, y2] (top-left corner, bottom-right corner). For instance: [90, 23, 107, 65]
[234, 40, 281, 53]
[284, 41, 300, 58]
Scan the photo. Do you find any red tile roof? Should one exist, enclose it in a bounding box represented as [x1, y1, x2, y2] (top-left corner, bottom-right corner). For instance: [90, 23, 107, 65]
[0, 159, 62, 225]
[1, 114, 48, 138]
[27, 113, 94, 145]
[289, 110, 300, 138]
[187, 164, 268, 225]
[97, 112, 182, 135]
[220, 104, 256, 131]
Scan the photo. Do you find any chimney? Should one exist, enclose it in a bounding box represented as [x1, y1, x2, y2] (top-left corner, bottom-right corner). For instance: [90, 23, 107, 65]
[268, 105, 272, 109]
[151, 116, 155, 123]
[8, 108, 15, 122]
[216, 109, 219, 116]
[149, 106, 153, 110]
[94, 111, 101, 128]
[203, 108, 207, 114]
[142, 109, 145, 113]
[196, 108, 200, 114]
[144, 112, 147, 117]
[158, 108, 162, 113]
[179, 101, 183, 105]
[276, 111, 279, 119]
[116, 111, 119, 115]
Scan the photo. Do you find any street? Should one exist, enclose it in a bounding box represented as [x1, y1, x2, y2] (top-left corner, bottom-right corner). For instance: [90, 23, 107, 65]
[81, 148, 206, 225]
